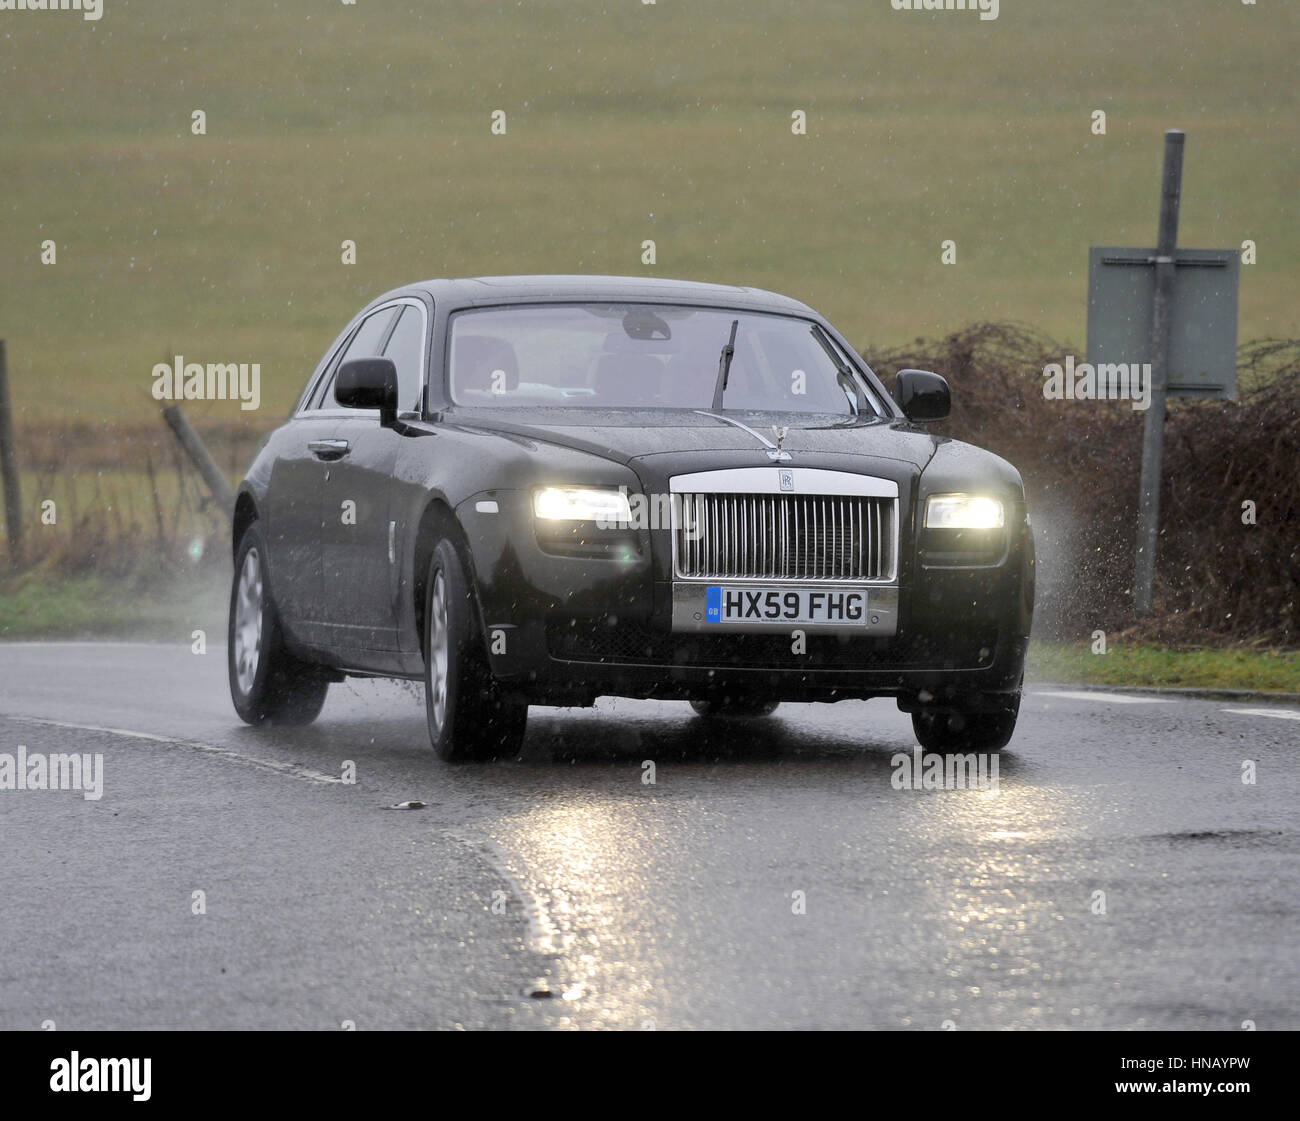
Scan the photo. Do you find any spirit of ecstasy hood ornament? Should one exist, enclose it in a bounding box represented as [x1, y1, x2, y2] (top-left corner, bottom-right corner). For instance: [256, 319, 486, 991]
[767, 426, 792, 462]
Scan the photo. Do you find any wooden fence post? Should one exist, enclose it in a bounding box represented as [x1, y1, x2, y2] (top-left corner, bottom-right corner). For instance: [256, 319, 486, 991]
[0, 340, 23, 568]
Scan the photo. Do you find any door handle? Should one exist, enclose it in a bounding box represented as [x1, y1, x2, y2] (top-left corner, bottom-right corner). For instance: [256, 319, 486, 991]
[309, 438, 351, 460]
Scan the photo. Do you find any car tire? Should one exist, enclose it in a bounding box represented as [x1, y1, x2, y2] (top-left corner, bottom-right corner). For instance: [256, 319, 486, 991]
[423, 538, 528, 761]
[229, 523, 330, 726]
[689, 698, 781, 719]
[911, 693, 1020, 754]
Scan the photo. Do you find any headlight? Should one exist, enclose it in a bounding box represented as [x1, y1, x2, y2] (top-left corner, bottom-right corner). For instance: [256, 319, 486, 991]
[924, 494, 1004, 530]
[533, 486, 632, 524]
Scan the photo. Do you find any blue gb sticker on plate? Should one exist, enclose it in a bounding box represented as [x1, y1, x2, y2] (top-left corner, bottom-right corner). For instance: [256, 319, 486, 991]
[705, 586, 721, 623]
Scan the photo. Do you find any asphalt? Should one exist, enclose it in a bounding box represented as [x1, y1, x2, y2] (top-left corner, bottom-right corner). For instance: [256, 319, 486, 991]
[1, 642, 1296, 1030]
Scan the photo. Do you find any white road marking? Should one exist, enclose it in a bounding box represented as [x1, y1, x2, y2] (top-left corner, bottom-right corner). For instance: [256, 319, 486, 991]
[4, 715, 344, 785]
[445, 829, 564, 957]
[1037, 690, 1175, 705]
[0, 640, 179, 648]
[1220, 708, 1300, 723]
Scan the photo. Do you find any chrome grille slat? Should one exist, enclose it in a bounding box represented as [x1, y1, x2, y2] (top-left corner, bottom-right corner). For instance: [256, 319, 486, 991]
[711, 497, 719, 575]
[675, 492, 895, 582]
[789, 501, 795, 576]
[855, 499, 864, 577]
[839, 498, 846, 578]
[878, 500, 884, 575]
[876, 500, 884, 575]
[728, 496, 735, 575]
[806, 499, 814, 578]
[830, 498, 837, 579]
[782, 499, 790, 579]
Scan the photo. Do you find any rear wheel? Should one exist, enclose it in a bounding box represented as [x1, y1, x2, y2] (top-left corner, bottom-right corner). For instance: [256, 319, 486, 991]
[228, 523, 330, 725]
[689, 697, 781, 719]
[423, 538, 528, 761]
[911, 694, 1020, 754]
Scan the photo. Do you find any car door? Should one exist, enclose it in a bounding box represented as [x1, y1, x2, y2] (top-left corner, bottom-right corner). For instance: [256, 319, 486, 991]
[264, 305, 395, 647]
[321, 298, 430, 655]
[261, 316, 385, 649]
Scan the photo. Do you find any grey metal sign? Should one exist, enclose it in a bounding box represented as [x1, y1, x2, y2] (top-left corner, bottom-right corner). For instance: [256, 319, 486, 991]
[1087, 246, 1239, 399]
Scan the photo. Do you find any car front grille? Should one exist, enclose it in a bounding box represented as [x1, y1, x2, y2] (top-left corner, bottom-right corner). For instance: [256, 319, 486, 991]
[674, 493, 895, 582]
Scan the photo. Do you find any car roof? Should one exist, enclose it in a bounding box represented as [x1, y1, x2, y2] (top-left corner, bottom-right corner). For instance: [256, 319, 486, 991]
[378, 275, 820, 317]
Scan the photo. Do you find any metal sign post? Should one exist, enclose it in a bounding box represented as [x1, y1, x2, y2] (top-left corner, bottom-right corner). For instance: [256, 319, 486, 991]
[1133, 130, 1184, 615]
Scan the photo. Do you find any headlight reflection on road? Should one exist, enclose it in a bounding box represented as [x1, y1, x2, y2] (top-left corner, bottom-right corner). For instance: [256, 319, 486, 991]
[909, 779, 1102, 1025]
[493, 801, 665, 1026]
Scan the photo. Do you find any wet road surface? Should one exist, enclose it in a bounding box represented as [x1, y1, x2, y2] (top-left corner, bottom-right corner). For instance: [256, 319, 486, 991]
[1, 642, 1296, 1030]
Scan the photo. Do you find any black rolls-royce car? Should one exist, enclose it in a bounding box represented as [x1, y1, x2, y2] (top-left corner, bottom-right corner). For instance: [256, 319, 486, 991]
[229, 276, 1034, 760]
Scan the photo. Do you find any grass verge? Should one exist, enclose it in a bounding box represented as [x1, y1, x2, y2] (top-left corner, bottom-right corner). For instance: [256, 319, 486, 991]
[0, 565, 228, 643]
[1028, 642, 1299, 694]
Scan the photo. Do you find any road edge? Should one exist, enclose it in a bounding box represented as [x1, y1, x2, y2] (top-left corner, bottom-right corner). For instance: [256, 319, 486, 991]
[1029, 681, 1300, 703]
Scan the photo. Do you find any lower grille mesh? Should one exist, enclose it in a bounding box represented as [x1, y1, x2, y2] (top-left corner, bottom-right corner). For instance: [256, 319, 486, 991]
[547, 620, 996, 671]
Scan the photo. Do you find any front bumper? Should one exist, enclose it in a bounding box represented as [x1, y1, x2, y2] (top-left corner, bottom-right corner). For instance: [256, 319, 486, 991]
[456, 485, 1034, 708]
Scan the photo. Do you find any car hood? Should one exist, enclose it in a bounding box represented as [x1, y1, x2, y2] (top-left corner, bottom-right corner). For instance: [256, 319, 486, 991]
[443, 407, 943, 473]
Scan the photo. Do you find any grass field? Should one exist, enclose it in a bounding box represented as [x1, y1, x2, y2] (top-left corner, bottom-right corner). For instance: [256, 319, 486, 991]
[1, 0, 1296, 660]
[0, 0, 1296, 426]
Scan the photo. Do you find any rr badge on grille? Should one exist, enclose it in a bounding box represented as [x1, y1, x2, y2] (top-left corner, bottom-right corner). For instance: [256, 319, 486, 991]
[779, 468, 795, 491]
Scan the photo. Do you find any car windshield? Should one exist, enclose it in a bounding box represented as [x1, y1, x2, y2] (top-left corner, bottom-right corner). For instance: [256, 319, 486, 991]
[447, 303, 881, 416]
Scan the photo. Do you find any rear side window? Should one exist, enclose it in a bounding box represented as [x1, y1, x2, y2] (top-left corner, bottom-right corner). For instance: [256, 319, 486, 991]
[310, 306, 398, 409]
[383, 306, 426, 413]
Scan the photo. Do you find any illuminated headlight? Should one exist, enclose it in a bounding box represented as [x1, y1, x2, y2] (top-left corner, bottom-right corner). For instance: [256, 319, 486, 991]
[924, 494, 1005, 530]
[533, 486, 632, 524]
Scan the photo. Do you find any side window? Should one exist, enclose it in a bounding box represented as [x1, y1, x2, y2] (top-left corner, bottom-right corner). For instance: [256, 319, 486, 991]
[383, 306, 426, 413]
[311, 307, 398, 409]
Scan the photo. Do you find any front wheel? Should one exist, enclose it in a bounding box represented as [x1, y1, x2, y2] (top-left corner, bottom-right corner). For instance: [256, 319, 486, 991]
[423, 539, 528, 761]
[228, 523, 330, 725]
[911, 695, 1020, 754]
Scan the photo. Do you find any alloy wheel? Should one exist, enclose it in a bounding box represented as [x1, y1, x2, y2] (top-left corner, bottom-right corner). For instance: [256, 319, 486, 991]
[233, 548, 263, 695]
[428, 570, 449, 733]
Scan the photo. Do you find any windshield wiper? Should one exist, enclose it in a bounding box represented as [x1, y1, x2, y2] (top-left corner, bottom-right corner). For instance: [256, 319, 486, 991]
[710, 319, 739, 412]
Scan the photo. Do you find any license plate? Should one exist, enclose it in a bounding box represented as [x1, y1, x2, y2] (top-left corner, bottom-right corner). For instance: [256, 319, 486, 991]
[705, 586, 869, 626]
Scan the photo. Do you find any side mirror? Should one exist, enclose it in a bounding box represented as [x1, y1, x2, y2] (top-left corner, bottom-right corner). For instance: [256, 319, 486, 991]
[336, 358, 399, 425]
[893, 368, 950, 422]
